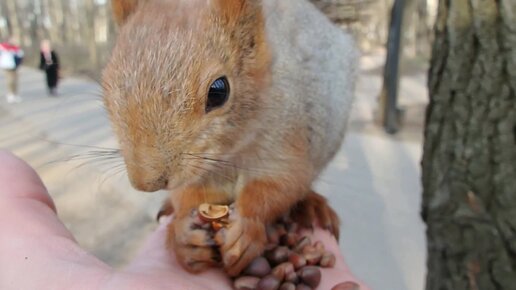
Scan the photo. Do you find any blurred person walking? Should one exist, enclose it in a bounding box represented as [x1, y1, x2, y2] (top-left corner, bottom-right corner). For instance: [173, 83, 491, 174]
[0, 37, 24, 103]
[39, 40, 60, 96]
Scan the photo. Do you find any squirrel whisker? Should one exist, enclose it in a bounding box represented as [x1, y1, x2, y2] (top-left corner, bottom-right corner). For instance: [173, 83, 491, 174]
[182, 153, 284, 176]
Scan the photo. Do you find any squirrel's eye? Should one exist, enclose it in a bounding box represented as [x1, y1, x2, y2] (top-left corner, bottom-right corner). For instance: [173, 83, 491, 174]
[206, 76, 229, 113]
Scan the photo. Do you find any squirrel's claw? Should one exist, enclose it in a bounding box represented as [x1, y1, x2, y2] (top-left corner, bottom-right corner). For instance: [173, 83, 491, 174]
[290, 191, 341, 240]
[167, 212, 220, 273]
[215, 214, 267, 277]
[156, 199, 174, 221]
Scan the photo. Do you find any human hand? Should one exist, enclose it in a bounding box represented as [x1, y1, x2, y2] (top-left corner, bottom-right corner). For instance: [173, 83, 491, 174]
[0, 150, 368, 290]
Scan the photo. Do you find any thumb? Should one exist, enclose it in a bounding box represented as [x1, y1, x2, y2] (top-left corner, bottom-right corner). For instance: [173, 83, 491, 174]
[0, 151, 111, 290]
[0, 150, 72, 239]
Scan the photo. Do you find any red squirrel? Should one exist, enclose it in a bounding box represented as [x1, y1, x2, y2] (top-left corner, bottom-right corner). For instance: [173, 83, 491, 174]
[103, 0, 358, 276]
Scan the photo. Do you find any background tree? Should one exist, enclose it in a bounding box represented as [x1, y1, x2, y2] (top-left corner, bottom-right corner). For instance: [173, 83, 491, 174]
[422, 0, 516, 289]
[0, 0, 112, 79]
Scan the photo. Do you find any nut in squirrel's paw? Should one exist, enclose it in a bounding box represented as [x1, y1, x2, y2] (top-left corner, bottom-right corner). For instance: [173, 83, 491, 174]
[198, 203, 231, 231]
[175, 203, 267, 276]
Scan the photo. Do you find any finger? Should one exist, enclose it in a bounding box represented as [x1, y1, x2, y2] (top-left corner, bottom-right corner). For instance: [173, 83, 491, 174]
[0, 150, 73, 239]
[0, 150, 56, 211]
[0, 151, 112, 289]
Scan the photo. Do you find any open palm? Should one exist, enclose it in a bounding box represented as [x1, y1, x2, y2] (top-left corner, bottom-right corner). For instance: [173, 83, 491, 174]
[0, 151, 366, 290]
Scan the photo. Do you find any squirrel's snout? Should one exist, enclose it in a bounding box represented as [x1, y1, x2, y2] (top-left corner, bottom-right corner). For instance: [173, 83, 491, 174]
[123, 148, 170, 192]
[130, 174, 169, 192]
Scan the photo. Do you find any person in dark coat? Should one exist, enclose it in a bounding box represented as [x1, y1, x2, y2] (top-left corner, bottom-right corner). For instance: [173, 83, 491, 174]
[39, 40, 60, 96]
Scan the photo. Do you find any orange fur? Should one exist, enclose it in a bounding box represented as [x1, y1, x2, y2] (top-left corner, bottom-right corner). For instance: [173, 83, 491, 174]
[111, 0, 142, 25]
[103, 0, 272, 193]
[215, 0, 245, 22]
[236, 128, 312, 220]
[290, 191, 341, 239]
[216, 215, 267, 276]
[104, 0, 355, 276]
[237, 180, 307, 221]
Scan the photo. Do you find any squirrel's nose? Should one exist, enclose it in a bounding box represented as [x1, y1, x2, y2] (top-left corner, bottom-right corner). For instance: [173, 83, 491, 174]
[131, 175, 168, 192]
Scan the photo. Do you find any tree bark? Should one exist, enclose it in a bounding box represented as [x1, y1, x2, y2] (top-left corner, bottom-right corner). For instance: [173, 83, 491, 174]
[422, 0, 516, 289]
[0, 1, 11, 39]
[4, 0, 23, 43]
[415, 0, 431, 56]
[84, 0, 98, 69]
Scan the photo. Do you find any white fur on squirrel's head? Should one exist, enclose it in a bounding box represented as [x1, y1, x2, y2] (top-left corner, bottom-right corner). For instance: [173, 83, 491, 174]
[103, 0, 271, 192]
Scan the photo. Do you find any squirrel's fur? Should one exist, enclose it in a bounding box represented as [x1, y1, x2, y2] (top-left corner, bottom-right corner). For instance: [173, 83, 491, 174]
[104, 0, 358, 275]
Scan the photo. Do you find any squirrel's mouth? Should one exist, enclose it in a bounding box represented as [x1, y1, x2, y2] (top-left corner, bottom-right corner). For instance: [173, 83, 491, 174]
[166, 175, 200, 192]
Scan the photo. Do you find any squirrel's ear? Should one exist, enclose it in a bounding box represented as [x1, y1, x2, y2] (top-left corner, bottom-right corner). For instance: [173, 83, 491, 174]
[216, 0, 244, 13]
[214, 0, 260, 22]
[112, 0, 144, 26]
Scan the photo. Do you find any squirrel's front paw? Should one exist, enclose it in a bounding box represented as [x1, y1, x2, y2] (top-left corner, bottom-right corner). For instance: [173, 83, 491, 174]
[167, 209, 220, 273]
[214, 214, 267, 276]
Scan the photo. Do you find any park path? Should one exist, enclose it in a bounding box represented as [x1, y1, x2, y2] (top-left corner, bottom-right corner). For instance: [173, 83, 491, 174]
[0, 54, 427, 290]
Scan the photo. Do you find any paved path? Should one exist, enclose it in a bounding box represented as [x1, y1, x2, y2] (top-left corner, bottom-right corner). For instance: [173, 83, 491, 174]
[0, 57, 427, 290]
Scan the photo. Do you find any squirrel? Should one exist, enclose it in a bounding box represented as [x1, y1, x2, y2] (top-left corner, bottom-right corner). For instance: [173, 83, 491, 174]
[104, 0, 358, 276]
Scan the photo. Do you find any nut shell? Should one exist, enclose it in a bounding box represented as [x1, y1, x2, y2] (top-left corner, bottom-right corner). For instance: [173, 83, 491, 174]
[297, 266, 321, 288]
[198, 203, 229, 221]
[244, 257, 272, 278]
[257, 275, 281, 290]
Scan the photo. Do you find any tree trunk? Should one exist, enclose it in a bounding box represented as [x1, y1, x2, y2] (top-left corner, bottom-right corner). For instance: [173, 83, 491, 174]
[4, 0, 23, 43]
[59, 0, 69, 44]
[84, 0, 98, 69]
[415, 0, 431, 57]
[0, 1, 12, 38]
[43, 0, 61, 44]
[422, 0, 516, 289]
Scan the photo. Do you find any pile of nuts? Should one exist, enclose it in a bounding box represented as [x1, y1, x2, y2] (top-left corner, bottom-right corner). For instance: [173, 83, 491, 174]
[198, 203, 357, 290]
[234, 222, 336, 290]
